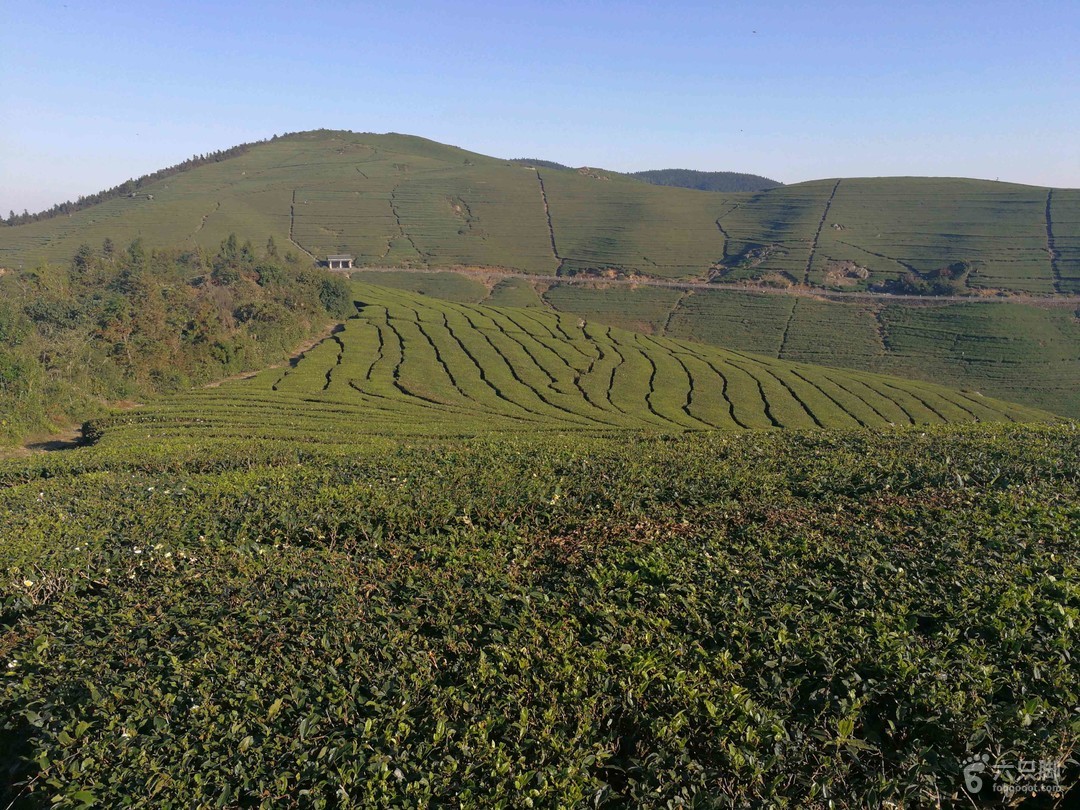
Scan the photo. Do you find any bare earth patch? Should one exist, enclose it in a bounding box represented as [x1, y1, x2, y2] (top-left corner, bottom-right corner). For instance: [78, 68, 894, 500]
[825, 260, 870, 287]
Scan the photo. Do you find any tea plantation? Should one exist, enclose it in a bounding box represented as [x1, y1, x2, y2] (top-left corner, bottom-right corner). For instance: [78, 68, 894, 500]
[81, 285, 1051, 445]
[2, 130, 1077, 295]
[2, 422, 1078, 807]
[2, 130, 1079, 806]
[351, 271, 1080, 420]
[2, 280, 1077, 806]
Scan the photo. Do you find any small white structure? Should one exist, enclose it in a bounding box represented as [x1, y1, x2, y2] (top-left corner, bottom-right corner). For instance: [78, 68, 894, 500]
[326, 254, 354, 270]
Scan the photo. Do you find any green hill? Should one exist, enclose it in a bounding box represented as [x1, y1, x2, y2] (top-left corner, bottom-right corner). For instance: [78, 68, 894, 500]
[1, 129, 1078, 436]
[2, 130, 1077, 294]
[83, 284, 1052, 448]
[352, 270, 1080, 419]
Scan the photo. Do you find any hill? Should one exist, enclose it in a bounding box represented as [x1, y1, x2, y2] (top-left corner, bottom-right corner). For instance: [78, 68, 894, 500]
[628, 168, 781, 192]
[509, 162, 782, 193]
[2, 130, 1077, 294]
[1, 130, 1078, 437]
[353, 268, 1080, 420]
[81, 283, 1052, 448]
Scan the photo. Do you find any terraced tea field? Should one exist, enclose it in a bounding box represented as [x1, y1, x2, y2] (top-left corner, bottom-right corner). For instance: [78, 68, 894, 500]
[349, 270, 1080, 419]
[2, 131, 1077, 297]
[87, 284, 1052, 447]
[664, 289, 1080, 418]
[716, 178, 1080, 294]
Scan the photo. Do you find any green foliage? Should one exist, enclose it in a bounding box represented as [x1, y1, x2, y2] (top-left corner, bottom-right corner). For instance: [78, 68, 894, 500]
[877, 261, 973, 295]
[318, 276, 355, 318]
[0, 301, 31, 347]
[0, 238, 351, 444]
[0, 425, 1077, 806]
[0, 350, 33, 395]
[22, 299, 84, 337]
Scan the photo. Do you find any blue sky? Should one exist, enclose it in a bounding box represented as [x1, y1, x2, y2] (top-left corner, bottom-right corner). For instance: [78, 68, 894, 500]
[2, 0, 1078, 213]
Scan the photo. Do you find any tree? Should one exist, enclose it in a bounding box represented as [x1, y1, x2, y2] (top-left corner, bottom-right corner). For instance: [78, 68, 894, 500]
[219, 233, 239, 264]
[266, 235, 279, 258]
[126, 238, 147, 269]
[72, 243, 94, 276]
[319, 277, 354, 317]
[240, 239, 256, 267]
[102, 237, 115, 259]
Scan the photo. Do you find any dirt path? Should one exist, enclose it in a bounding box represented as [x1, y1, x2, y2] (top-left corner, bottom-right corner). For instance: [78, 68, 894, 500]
[202, 322, 341, 388]
[535, 170, 564, 274]
[803, 180, 841, 284]
[289, 189, 316, 259]
[1046, 189, 1063, 294]
[349, 265, 1080, 309]
[13, 400, 143, 456]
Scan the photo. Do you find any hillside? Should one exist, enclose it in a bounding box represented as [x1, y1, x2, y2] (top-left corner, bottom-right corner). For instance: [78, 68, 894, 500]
[629, 168, 782, 192]
[354, 268, 1080, 420]
[81, 283, 1052, 449]
[2, 130, 1077, 295]
[0, 234, 353, 445]
[1, 130, 1078, 440]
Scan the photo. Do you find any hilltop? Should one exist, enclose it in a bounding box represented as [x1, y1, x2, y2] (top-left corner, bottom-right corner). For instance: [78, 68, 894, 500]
[2, 130, 1076, 295]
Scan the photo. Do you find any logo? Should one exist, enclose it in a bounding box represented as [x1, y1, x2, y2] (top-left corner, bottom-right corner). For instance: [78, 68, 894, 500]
[962, 753, 990, 793]
[961, 753, 1064, 797]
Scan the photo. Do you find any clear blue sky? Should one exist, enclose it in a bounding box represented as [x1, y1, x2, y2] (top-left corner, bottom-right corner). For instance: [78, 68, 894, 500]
[2, 0, 1078, 213]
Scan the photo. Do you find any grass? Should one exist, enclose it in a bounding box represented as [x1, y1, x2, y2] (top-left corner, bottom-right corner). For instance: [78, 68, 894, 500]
[350, 269, 489, 303]
[482, 277, 547, 307]
[540, 285, 685, 335]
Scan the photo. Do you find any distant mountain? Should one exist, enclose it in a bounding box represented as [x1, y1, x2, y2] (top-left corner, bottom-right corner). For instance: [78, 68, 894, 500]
[509, 161, 781, 193]
[511, 158, 573, 171]
[629, 168, 782, 193]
